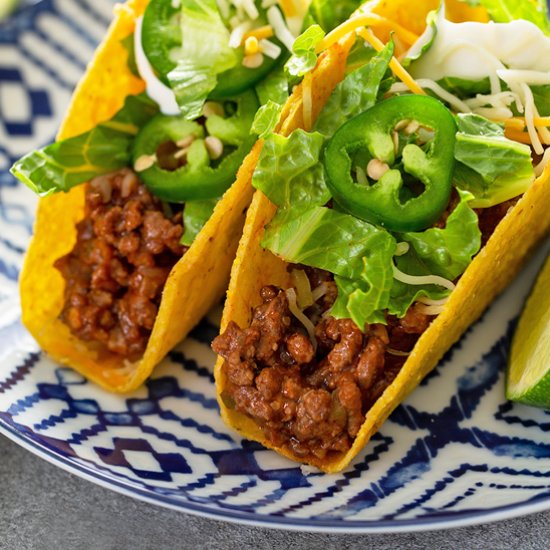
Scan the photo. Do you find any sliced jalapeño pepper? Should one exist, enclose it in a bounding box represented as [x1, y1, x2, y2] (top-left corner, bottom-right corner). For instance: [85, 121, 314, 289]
[141, 0, 282, 98]
[324, 95, 457, 232]
[132, 90, 259, 201]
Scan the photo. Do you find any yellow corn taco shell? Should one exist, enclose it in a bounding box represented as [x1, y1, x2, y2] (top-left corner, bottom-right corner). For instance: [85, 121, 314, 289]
[19, 0, 257, 392]
[214, 0, 550, 472]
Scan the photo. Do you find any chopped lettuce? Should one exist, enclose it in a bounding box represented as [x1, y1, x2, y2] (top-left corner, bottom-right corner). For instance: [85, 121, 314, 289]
[181, 198, 218, 246]
[252, 129, 330, 211]
[263, 206, 394, 281]
[314, 41, 394, 137]
[168, 0, 238, 119]
[285, 24, 326, 78]
[253, 114, 492, 326]
[255, 64, 289, 106]
[388, 250, 451, 318]
[453, 114, 535, 207]
[307, 0, 364, 32]
[462, 0, 550, 35]
[251, 100, 283, 138]
[264, 206, 396, 328]
[400, 190, 481, 281]
[10, 94, 159, 196]
[331, 238, 396, 327]
[531, 84, 550, 116]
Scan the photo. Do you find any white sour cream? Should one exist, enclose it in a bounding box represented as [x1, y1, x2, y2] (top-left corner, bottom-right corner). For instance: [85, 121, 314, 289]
[408, 8, 550, 83]
[134, 16, 180, 116]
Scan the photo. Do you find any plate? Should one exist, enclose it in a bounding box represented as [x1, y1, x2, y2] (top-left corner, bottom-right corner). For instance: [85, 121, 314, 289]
[1, 0, 549, 533]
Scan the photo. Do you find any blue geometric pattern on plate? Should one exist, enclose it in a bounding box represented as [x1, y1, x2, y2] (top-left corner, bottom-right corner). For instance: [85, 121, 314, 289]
[0, 0, 549, 533]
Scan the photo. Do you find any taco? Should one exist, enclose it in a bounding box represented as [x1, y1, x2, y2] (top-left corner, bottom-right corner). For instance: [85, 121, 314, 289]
[13, 0, 360, 392]
[212, 0, 550, 472]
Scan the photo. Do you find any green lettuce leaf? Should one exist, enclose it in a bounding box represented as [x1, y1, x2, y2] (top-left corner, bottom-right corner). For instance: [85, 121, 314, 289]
[263, 206, 397, 328]
[463, 0, 550, 34]
[314, 41, 394, 137]
[181, 198, 218, 246]
[251, 100, 283, 138]
[531, 84, 550, 116]
[308, 0, 364, 32]
[285, 24, 325, 77]
[387, 250, 451, 318]
[10, 94, 159, 196]
[255, 64, 289, 106]
[168, 0, 238, 119]
[453, 113, 535, 207]
[252, 129, 330, 210]
[400, 190, 481, 281]
[331, 237, 396, 327]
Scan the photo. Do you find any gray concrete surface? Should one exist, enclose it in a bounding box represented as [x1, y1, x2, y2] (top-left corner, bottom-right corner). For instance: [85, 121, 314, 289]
[1, 435, 548, 550]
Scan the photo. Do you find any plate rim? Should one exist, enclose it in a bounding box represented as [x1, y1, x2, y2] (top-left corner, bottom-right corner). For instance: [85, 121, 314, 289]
[2, 412, 549, 533]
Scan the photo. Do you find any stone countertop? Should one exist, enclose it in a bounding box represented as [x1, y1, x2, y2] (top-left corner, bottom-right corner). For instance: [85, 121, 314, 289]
[1, 435, 548, 550]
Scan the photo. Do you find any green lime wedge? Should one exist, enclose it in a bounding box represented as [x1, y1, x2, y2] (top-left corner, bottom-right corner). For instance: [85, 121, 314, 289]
[507, 254, 550, 408]
[0, 0, 18, 20]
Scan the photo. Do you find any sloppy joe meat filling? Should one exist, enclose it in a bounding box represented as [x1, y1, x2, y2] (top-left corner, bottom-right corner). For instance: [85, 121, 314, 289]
[55, 168, 185, 361]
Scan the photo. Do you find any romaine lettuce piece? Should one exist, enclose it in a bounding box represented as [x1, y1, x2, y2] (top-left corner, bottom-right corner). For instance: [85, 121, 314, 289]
[168, 0, 238, 119]
[463, 0, 550, 35]
[252, 129, 330, 210]
[400, 190, 481, 281]
[285, 24, 325, 78]
[181, 198, 218, 246]
[453, 114, 535, 208]
[307, 0, 364, 32]
[314, 41, 394, 137]
[10, 94, 159, 196]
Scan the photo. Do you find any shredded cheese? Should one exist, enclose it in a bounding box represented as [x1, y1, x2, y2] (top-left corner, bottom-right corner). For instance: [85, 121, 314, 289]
[535, 147, 550, 176]
[386, 348, 410, 357]
[260, 39, 282, 59]
[390, 79, 469, 112]
[267, 5, 296, 51]
[357, 28, 425, 96]
[244, 36, 260, 55]
[243, 24, 274, 42]
[392, 263, 456, 291]
[229, 21, 253, 48]
[311, 282, 332, 302]
[521, 82, 544, 154]
[315, 13, 419, 53]
[286, 288, 317, 352]
[279, 0, 297, 18]
[415, 303, 446, 316]
[302, 70, 313, 131]
[497, 69, 550, 86]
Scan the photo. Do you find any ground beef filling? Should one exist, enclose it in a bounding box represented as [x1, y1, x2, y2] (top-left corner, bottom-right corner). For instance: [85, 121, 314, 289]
[212, 269, 431, 461]
[212, 197, 516, 461]
[55, 169, 185, 360]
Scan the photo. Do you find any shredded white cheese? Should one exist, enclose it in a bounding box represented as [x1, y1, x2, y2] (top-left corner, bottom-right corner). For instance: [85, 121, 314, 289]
[535, 147, 550, 176]
[286, 288, 317, 352]
[259, 38, 282, 59]
[392, 263, 456, 291]
[267, 5, 296, 51]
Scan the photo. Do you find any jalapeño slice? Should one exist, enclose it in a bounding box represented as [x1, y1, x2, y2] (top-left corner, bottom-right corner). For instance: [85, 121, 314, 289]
[132, 89, 259, 201]
[324, 95, 457, 232]
[141, 0, 283, 98]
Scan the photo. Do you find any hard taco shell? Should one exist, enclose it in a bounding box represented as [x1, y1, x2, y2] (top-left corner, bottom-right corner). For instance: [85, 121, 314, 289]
[214, 0, 550, 472]
[20, 0, 257, 392]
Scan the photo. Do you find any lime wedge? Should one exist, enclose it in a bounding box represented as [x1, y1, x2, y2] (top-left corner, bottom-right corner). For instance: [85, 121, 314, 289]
[507, 254, 550, 408]
[0, 0, 18, 20]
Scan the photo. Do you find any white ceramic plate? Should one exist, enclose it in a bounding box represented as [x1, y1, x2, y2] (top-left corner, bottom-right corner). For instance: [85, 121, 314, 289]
[1, 0, 549, 533]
